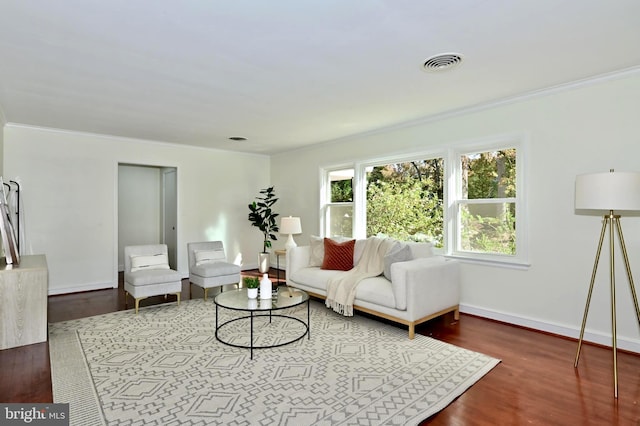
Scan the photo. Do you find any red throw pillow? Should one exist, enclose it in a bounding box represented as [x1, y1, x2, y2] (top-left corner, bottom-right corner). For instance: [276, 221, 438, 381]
[321, 238, 355, 271]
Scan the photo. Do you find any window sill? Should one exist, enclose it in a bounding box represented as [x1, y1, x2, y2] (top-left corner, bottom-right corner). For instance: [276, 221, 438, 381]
[444, 254, 531, 270]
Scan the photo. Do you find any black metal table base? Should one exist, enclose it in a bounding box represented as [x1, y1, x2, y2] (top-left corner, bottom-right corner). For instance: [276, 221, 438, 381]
[215, 300, 310, 359]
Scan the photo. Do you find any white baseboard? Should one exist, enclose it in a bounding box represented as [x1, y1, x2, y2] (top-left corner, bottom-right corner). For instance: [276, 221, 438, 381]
[49, 281, 118, 295]
[241, 263, 258, 271]
[240, 261, 282, 272]
[48, 272, 191, 296]
[460, 303, 640, 354]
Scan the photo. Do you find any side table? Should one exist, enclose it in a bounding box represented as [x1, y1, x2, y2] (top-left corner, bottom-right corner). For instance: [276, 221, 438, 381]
[274, 249, 286, 285]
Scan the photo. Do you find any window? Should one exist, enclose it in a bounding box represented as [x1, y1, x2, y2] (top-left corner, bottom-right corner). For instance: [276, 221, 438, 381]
[365, 159, 444, 246]
[323, 169, 354, 238]
[450, 143, 526, 265]
[320, 138, 527, 267]
[455, 148, 516, 255]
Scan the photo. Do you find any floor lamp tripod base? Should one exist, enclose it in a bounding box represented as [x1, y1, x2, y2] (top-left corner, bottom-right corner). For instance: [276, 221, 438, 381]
[574, 211, 640, 398]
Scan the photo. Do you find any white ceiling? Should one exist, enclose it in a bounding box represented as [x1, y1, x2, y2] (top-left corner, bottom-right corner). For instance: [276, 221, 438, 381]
[0, 1, 639, 155]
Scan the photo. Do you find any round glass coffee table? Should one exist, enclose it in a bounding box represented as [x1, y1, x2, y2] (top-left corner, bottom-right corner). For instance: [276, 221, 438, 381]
[214, 287, 310, 359]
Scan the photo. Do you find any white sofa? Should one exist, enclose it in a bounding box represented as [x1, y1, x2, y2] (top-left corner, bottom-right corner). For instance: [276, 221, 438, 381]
[286, 238, 460, 338]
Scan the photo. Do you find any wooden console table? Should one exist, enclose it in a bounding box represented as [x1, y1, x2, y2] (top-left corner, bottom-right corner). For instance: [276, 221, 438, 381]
[0, 254, 48, 350]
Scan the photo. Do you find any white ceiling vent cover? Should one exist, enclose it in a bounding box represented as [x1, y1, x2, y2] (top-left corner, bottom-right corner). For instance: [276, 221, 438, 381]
[422, 53, 463, 72]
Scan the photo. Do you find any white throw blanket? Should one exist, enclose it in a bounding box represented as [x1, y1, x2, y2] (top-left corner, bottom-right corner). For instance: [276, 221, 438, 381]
[325, 237, 396, 316]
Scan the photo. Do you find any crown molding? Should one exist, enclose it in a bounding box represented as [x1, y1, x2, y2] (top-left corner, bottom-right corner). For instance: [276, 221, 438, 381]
[6, 65, 640, 158]
[3, 123, 269, 158]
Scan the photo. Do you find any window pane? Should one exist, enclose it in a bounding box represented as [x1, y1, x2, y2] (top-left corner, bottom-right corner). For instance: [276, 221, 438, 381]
[329, 169, 353, 202]
[327, 204, 353, 238]
[461, 149, 516, 199]
[365, 159, 444, 246]
[459, 202, 516, 255]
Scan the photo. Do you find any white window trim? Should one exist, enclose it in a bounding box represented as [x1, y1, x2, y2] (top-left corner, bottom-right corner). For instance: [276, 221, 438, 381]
[353, 165, 367, 240]
[319, 133, 529, 269]
[354, 150, 447, 241]
[320, 165, 355, 238]
[446, 135, 529, 267]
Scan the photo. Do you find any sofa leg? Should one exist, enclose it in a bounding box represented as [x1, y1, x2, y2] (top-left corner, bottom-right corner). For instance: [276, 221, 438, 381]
[135, 298, 140, 314]
[203, 288, 208, 301]
[408, 324, 415, 340]
[176, 293, 181, 306]
[454, 306, 460, 321]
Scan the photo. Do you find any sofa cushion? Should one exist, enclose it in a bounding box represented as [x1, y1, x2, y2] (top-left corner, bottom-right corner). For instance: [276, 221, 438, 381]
[322, 238, 355, 271]
[191, 261, 240, 278]
[309, 235, 354, 266]
[353, 239, 367, 265]
[383, 242, 412, 280]
[406, 241, 434, 258]
[290, 268, 396, 310]
[194, 248, 225, 266]
[130, 254, 170, 272]
[354, 276, 396, 309]
[290, 267, 345, 291]
[125, 269, 182, 286]
[308, 235, 325, 266]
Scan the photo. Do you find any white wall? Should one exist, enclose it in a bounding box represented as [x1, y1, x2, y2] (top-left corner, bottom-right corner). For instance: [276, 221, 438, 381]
[117, 164, 162, 270]
[0, 108, 4, 176]
[2, 71, 638, 352]
[3, 125, 270, 294]
[271, 70, 640, 352]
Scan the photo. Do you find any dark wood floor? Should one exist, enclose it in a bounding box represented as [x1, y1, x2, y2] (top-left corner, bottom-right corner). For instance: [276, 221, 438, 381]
[1, 269, 639, 425]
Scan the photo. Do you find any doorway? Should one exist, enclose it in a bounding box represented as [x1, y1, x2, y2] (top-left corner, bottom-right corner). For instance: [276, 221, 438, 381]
[162, 168, 177, 268]
[118, 164, 178, 270]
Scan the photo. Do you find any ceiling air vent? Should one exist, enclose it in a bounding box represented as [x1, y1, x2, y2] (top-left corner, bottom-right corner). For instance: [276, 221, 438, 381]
[422, 53, 463, 72]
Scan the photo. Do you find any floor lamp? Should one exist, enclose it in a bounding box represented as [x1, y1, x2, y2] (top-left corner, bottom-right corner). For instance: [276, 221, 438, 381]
[574, 170, 640, 398]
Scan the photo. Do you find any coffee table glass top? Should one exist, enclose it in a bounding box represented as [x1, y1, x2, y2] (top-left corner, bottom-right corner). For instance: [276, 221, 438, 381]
[214, 287, 308, 311]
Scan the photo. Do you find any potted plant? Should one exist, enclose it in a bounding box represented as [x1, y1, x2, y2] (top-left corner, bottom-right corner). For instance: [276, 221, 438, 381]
[248, 186, 279, 272]
[243, 276, 260, 299]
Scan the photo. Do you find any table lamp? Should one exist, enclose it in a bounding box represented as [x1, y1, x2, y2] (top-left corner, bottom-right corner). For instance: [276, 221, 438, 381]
[280, 216, 302, 250]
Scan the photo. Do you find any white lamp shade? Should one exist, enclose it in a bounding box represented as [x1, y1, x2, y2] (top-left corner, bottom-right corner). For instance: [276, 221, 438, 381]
[280, 216, 302, 250]
[575, 171, 640, 211]
[280, 216, 302, 234]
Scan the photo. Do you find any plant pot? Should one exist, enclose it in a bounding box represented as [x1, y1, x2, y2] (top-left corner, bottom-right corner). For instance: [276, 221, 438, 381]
[247, 287, 258, 299]
[258, 252, 270, 273]
[247, 298, 257, 309]
[259, 298, 272, 309]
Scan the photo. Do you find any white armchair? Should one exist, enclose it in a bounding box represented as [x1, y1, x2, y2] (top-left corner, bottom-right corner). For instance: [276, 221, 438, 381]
[188, 241, 241, 300]
[123, 244, 183, 314]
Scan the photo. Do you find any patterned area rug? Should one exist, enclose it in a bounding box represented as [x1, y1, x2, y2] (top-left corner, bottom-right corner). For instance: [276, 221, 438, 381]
[49, 298, 500, 426]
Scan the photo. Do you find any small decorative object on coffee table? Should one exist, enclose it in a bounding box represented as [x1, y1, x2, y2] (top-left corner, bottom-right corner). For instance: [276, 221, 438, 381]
[260, 273, 272, 299]
[243, 276, 259, 299]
